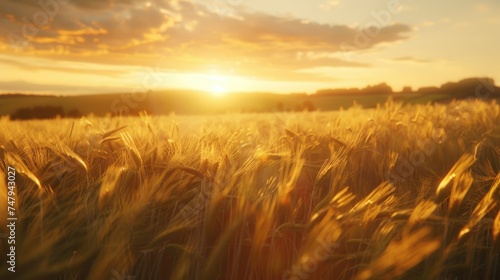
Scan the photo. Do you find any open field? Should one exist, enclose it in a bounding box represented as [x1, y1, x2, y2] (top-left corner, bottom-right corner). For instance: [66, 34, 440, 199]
[1, 99, 500, 280]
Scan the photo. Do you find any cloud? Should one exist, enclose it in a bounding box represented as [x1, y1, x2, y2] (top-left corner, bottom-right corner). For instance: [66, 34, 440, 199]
[0, 80, 128, 94]
[320, 1, 340, 11]
[0, 0, 413, 81]
[0, 56, 127, 76]
[392, 56, 433, 63]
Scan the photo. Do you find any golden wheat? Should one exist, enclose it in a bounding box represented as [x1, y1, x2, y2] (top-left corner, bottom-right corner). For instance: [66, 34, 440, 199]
[0, 99, 499, 279]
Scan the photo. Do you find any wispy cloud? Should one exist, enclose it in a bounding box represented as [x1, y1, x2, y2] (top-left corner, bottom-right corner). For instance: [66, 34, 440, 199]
[392, 56, 434, 63]
[319, 0, 340, 11]
[0, 80, 129, 94]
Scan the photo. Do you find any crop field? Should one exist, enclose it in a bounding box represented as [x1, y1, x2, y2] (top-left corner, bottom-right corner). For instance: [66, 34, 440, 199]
[1, 99, 500, 280]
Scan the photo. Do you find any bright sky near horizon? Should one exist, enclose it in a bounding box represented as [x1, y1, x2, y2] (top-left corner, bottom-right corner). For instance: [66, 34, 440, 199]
[0, 0, 499, 95]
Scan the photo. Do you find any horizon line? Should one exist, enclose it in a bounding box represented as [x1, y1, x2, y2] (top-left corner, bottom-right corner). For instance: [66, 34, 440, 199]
[0, 76, 496, 97]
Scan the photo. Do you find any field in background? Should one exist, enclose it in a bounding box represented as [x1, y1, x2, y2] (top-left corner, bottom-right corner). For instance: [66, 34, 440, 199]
[1, 99, 500, 279]
[2, 77, 497, 118]
[0, 91, 454, 118]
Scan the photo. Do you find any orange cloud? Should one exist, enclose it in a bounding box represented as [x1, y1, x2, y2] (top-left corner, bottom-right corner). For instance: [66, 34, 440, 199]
[0, 0, 412, 82]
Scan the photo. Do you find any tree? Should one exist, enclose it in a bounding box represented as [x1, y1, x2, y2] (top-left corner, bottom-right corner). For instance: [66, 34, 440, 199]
[11, 106, 64, 120]
[67, 108, 82, 118]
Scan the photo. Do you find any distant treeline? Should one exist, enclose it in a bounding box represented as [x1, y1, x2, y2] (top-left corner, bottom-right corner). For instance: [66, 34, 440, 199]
[315, 77, 498, 98]
[11, 106, 82, 120]
[316, 83, 393, 96]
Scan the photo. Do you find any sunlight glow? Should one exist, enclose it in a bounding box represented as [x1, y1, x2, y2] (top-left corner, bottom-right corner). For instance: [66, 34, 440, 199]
[210, 84, 227, 96]
[209, 74, 228, 96]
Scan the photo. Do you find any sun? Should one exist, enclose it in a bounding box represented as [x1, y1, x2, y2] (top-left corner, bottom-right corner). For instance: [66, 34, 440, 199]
[208, 74, 228, 96]
[210, 84, 227, 96]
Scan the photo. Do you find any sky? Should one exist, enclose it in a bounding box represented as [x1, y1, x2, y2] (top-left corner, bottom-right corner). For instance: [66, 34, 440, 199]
[0, 0, 499, 95]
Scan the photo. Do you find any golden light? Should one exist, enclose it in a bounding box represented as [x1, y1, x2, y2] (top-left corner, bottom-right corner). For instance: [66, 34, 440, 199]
[209, 74, 228, 97]
[210, 84, 227, 96]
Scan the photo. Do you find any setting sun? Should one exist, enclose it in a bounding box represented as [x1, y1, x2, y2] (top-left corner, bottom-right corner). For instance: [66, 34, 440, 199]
[209, 74, 229, 96]
[210, 84, 227, 96]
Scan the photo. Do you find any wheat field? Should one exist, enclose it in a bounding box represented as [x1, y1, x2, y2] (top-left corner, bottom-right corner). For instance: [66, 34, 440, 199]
[1, 99, 500, 280]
